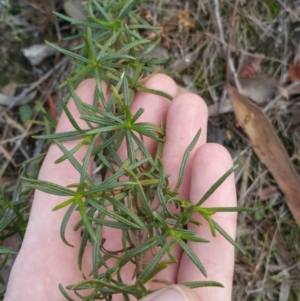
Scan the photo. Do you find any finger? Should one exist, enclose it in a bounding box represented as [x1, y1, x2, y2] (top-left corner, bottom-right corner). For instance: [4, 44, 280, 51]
[177, 143, 237, 301]
[155, 93, 208, 284]
[25, 79, 105, 244]
[139, 285, 201, 301]
[162, 93, 208, 198]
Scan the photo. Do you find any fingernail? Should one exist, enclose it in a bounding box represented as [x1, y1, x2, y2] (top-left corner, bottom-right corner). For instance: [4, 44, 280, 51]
[148, 285, 189, 301]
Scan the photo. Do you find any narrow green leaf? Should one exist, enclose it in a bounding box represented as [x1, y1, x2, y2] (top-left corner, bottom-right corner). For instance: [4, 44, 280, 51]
[23, 178, 76, 196]
[196, 164, 239, 206]
[92, 0, 113, 22]
[0, 254, 9, 270]
[58, 284, 76, 301]
[33, 130, 82, 142]
[182, 281, 224, 288]
[132, 122, 164, 137]
[131, 132, 155, 167]
[0, 246, 17, 255]
[52, 197, 76, 211]
[175, 129, 201, 191]
[62, 101, 84, 133]
[80, 133, 99, 183]
[177, 238, 207, 277]
[77, 200, 97, 243]
[85, 124, 125, 135]
[88, 199, 145, 229]
[54, 140, 86, 164]
[82, 104, 125, 124]
[118, 236, 164, 268]
[91, 219, 133, 229]
[88, 16, 116, 30]
[204, 216, 246, 255]
[139, 38, 161, 59]
[97, 29, 123, 60]
[105, 194, 146, 229]
[131, 108, 144, 124]
[138, 237, 176, 283]
[45, 41, 90, 63]
[198, 206, 256, 213]
[206, 216, 216, 237]
[67, 80, 86, 118]
[179, 234, 209, 243]
[53, 139, 94, 186]
[84, 28, 97, 63]
[126, 131, 136, 164]
[100, 53, 135, 63]
[118, 0, 140, 20]
[53, 11, 87, 25]
[94, 68, 107, 109]
[70, 64, 96, 88]
[140, 262, 169, 284]
[122, 168, 153, 217]
[135, 85, 173, 100]
[70, 279, 134, 294]
[123, 75, 131, 106]
[60, 202, 77, 247]
[118, 39, 149, 55]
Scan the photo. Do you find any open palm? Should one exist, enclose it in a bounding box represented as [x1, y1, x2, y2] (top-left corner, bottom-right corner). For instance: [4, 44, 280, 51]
[4, 74, 236, 301]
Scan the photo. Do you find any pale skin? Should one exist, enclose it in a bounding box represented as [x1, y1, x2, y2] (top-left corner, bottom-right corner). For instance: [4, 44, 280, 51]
[4, 74, 237, 301]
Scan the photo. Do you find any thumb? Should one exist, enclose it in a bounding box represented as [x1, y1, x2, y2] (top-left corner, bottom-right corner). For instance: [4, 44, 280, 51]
[139, 285, 201, 301]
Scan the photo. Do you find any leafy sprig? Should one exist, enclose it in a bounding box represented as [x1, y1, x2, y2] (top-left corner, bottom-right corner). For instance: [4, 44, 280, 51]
[24, 0, 253, 300]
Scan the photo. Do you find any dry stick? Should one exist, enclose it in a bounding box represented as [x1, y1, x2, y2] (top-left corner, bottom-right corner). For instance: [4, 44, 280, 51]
[263, 80, 300, 113]
[51, 0, 62, 42]
[212, 0, 241, 109]
[212, 0, 225, 47]
[276, 0, 300, 23]
[225, 0, 240, 90]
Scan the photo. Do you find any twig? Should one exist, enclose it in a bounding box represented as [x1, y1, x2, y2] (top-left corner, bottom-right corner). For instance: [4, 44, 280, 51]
[225, 0, 240, 89]
[263, 80, 300, 113]
[51, 0, 62, 42]
[212, 0, 241, 107]
[212, 0, 226, 52]
[276, 0, 300, 23]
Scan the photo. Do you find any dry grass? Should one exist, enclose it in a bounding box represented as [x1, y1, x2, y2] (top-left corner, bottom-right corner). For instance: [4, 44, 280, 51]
[0, 0, 300, 300]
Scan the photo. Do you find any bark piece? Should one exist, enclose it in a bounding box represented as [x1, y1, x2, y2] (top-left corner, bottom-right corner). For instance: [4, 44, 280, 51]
[230, 86, 300, 227]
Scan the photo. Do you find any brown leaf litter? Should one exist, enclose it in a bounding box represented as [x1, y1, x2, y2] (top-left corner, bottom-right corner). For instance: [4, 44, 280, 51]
[230, 86, 300, 227]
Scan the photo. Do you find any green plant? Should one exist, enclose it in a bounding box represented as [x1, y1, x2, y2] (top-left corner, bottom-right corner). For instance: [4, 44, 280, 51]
[21, 0, 251, 300]
[0, 172, 32, 299]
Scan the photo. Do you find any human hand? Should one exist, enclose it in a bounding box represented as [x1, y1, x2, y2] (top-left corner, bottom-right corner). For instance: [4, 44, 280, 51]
[4, 74, 237, 301]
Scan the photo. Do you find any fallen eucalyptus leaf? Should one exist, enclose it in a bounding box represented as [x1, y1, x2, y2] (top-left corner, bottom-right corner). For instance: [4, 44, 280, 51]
[230, 86, 300, 227]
